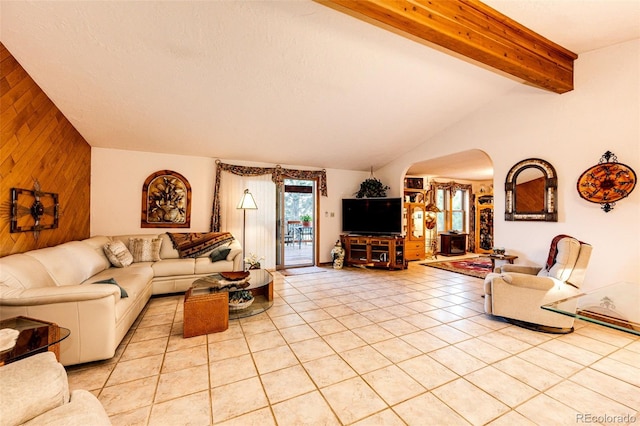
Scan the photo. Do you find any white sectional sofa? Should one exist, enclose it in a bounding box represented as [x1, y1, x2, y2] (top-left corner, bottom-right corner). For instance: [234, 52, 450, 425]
[0, 232, 242, 366]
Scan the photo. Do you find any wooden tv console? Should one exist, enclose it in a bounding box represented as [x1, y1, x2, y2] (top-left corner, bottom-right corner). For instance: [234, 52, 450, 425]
[340, 235, 407, 270]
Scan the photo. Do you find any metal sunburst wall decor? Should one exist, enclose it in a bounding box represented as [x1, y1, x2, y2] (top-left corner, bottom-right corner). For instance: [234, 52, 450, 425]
[577, 151, 637, 212]
[10, 179, 59, 240]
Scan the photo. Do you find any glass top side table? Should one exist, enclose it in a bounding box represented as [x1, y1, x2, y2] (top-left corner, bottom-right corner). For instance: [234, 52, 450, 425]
[542, 282, 639, 336]
[0, 316, 71, 365]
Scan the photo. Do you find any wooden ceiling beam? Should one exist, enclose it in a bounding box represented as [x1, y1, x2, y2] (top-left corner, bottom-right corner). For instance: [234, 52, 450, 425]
[317, 0, 578, 93]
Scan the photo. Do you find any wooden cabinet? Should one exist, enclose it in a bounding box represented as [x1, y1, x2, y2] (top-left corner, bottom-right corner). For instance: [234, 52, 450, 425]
[340, 235, 407, 270]
[475, 195, 494, 253]
[440, 233, 467, 256]
[404, 202, 426, 261]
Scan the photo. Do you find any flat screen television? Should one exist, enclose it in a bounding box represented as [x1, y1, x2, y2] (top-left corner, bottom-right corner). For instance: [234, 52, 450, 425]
[342, 197, 403, 235]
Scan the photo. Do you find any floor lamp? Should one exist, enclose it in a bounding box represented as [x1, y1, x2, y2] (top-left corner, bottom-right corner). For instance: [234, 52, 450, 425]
[237, 189, 258, 270]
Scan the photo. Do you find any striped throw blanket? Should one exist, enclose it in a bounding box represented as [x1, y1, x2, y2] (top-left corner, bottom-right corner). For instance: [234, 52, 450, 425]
[167, 232, 235, 258]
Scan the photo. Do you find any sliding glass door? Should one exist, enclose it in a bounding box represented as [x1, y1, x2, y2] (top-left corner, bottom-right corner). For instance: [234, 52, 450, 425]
[276, 179, 316, 270]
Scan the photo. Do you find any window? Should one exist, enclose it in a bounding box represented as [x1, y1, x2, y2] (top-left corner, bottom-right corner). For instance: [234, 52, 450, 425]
[436, 187, 469, 233]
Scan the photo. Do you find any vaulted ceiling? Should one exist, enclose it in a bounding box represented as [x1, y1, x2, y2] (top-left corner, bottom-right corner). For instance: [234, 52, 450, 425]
[2, 1, 638, 180]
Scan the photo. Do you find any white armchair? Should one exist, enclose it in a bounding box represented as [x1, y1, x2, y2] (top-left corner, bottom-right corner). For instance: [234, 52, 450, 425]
[0, 352, 111, 425]
[483, 235, 592, 332]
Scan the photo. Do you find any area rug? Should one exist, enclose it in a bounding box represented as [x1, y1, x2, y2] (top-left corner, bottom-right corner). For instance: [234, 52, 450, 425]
[422, 258, 492, 279]
[280, 266, 328, 276]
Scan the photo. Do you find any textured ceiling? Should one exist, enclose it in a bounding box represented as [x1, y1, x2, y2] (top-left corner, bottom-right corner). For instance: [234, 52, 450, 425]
[2, 1, 639, 180]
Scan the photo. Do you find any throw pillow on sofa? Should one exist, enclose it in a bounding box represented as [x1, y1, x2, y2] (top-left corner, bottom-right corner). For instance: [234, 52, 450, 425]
[103, 241, 133, 268]
[129, 237, 163, 263]
[93, 278, 128, 298]
[209, 245, 232, 262]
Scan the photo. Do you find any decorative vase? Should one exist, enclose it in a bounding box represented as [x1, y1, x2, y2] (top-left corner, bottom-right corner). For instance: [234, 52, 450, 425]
[331, 240, 345, 269]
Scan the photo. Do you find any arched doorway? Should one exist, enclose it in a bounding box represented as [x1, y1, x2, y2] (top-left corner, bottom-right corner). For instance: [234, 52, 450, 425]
[403, 149, 494, 257]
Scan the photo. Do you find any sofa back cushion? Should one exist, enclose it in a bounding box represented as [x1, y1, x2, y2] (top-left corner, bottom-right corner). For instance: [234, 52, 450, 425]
[128, 237, 163, 262]
[0, 254, 57, 290]
[537, 237, 581, 282]
[81, 236, 112, 270]
[25, 241, 109, 286]
[158, 233, 180, 259]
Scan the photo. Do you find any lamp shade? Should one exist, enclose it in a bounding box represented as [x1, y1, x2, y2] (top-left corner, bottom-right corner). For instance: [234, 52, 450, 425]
[237, 189, 258, 210]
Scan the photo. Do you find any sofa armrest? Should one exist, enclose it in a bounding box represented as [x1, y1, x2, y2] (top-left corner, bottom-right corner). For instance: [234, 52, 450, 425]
[497, 264, 542, 275]
[0, 284, 120, 306]
[24, 390, 111, 426]
[227, 239, 244, 271]
[499, 272, 560, 291]
[0, 352, 69, 426]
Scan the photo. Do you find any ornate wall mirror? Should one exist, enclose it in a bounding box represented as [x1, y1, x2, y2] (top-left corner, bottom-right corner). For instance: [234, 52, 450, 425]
[505, 158, 557, 221]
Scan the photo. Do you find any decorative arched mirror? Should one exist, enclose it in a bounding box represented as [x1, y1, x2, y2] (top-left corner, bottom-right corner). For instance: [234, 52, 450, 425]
[505, 158, 557, 221]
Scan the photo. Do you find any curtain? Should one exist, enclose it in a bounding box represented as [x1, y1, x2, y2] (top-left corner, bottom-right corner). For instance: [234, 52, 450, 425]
[211, 160, 327, 269]
[219, 173, 276, 269]
[433, 181, 475, 252]
[211, 160, 327, 232]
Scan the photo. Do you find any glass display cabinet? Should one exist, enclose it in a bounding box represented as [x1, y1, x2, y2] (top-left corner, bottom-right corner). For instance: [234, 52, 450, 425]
[475, 194, 494, 253]
[404, 189, 426, 261]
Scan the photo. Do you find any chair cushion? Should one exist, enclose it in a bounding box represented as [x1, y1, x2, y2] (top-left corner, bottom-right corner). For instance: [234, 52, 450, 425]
[0, 352, 69, 426]
[538, 237, 581, 282]
[24, 390, 111, 426]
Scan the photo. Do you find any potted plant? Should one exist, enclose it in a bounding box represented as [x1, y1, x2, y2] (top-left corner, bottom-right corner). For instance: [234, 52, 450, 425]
[244, 253, 264, 270]
[355, 177, 389, 198]
[300, 214, 312, 227]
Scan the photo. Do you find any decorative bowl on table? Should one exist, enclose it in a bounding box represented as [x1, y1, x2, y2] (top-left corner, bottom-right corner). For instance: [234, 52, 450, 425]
[492, 247, 506, 255]
[220, 271, 250, 281]
[229, 290, 254, 310]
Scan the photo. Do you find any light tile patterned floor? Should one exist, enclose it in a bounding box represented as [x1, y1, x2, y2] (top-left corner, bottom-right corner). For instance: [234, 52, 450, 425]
[66, 263, 640, 425]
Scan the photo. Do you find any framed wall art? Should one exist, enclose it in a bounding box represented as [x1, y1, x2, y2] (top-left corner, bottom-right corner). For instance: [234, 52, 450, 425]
[141, 170, 191, 228]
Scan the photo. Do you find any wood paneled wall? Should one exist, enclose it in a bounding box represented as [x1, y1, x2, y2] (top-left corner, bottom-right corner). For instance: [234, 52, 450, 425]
[0, 42, 91, 257]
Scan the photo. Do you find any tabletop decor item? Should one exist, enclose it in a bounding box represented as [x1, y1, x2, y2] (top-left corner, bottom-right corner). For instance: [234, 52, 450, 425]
[192, 273, 250, 291]
[229, 290, 254, 310]
[244, 253, 264, 270]
[577, 151, 636, 212]
[0, 328, 19, 353]
[220, 271, 250, 281]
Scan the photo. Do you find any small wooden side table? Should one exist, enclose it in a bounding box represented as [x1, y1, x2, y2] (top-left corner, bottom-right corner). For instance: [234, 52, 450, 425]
[482, 254, 518, 271]
[0, 316, 70, 365]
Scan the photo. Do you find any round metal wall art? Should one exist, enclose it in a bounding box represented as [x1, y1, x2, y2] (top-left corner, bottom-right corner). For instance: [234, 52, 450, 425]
[577, 151, 637, 212]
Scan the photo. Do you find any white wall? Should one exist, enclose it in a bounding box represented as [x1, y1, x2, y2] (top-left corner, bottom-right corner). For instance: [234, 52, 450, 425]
[91, 148, 217, 235]
[91, 149, 369, 264]
[378, 40, 640, 291]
